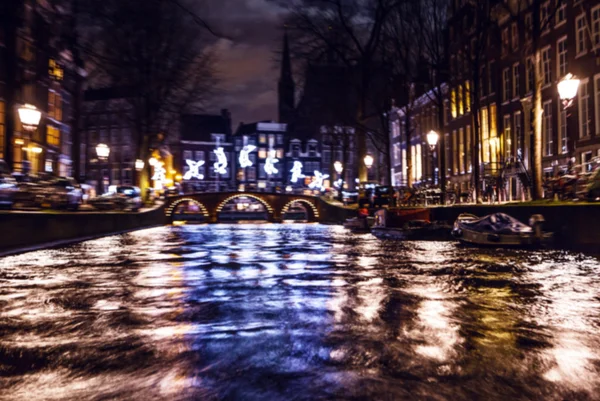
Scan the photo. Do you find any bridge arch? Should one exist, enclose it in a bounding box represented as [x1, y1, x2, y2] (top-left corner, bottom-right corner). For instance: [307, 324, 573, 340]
[280, 199, 319, 221]
[215, 193, 275, 220]
[165, 197, 210, 219]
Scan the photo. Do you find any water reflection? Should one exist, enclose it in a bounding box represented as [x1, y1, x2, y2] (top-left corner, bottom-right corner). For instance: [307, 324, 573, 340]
[0, 224, 600, 400]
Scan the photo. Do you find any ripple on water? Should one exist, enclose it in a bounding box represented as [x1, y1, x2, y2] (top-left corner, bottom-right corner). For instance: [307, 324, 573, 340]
[1, 224, 600, 400]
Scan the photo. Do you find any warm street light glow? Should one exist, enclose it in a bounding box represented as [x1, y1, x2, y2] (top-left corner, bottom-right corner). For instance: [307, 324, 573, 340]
[148, 157, 158, 167]
[135, 159, 145, 171]
[364, 155, 374, 169]
[96, 143, 110, 159]
[427, 130, 439, 150]
[334, 161, 343, 174]
[29, 146, 42, 154]
[18, 104, 42, 131]
[558, 73, 580, 108]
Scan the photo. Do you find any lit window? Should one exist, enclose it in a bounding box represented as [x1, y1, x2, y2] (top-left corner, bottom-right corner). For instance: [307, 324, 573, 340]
[511, 23, 518, 50]
[451, 89, 457, 118]
[501, 27, 509, 56]
[459, 127, 464, 173]
[558, 105, 567, 154]
[465, 81, 471, 112]
[504, 115, 512, 159]
[49, 59, 64, 81]
[557, 37, 567, 78]
[542, 47, 551, 85]
[576, 14, 587, 56]
[503, 68, 511, 103]
[258, 148, 267, 158]
[543, 101, 553, 156]
[46, 125, 60, 147]
[458, 85, 464, 115]
[276, 149, 283, 158]
[480, 107, 489, 163]
[541, 2, 550, 33]
[259, 134, 266, 144]
[452, 130, 458, 174]
[465, 125, 472, 172]
[512, 64, 520, 99]
[48, 90, 62, 121]
[579, 78, 591, 138]
[592, 6, 600, 48]
[555, 3, 566, 26]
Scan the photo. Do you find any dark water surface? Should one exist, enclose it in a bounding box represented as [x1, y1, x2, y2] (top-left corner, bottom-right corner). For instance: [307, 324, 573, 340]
[1, 224, 600, 400]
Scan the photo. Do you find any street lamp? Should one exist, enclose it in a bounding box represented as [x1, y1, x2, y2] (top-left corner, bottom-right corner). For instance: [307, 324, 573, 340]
[18, 104, 42, 131]
[558, 73, 580, 162]
[135, 159, 145, 171]
[334, 161, 343, 174]
[148, 157, 158, 167]
[363, 155, 374, 169]
[95, 143, 110, 159]
[427, 130, 439, 184]
[558, 73, 580, 109]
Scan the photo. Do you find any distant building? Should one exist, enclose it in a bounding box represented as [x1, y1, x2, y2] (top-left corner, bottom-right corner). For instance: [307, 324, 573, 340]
[177, 109, 234, 192]
[233, 121, 286, 191]
[82, 86, 138, 191]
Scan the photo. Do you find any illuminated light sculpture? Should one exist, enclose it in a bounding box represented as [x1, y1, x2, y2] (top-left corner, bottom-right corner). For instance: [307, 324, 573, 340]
[264, 149, 279, 175]
[308, 170, 329, 190]
[213, 147, 228, 175]
[152, 163, 167, 184]
[290, 161, 305, 183]
[239, 145, 256, 168]
[334, 178, 343, 188]
[183, 159, 205, 180]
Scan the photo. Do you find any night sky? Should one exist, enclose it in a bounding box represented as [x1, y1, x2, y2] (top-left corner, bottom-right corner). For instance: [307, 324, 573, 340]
[203, 0, 288, 127]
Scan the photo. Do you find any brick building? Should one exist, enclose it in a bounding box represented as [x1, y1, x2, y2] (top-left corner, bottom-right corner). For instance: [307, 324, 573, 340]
[0, 0, 84, 177]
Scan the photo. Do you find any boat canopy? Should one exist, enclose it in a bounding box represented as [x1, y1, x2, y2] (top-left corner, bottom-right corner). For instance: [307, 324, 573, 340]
[460, 213, 532, 234]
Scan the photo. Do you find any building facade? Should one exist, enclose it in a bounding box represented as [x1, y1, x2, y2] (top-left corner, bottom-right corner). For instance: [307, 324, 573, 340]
[0, 0, 83, 177]
[178, 110, 235, 192]
[391, 0, 600, 201]
[234, 121, 286, 191]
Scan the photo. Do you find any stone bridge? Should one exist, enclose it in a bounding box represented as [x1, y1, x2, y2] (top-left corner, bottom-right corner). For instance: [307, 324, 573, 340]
[164, 192, 328, 223]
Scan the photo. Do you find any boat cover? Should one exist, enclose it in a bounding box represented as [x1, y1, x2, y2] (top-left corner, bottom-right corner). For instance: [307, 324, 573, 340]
[460, 213, 532, 234]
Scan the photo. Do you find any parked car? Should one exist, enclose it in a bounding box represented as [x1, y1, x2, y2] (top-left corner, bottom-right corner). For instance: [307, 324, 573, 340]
[0, 175, 18, 209]
[11, 173, 43, 207]
[90, 186, 142, 211]
[37, 177, 83, 210]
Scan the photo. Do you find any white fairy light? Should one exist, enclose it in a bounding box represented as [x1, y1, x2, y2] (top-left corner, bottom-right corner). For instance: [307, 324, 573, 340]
[213, 147, 228, 175]
[290, 161, 305, 183]
[152, 163, 167, 183]
[183, 159, 205, 180]
[239, 145, 256, 168]
[308, 170, 329, 190]
[334, 178, 343, 188]
[264, 149, 279, 175]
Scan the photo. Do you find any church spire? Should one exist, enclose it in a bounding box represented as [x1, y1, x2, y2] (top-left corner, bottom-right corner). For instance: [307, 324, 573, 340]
[278, 29, 295, 124]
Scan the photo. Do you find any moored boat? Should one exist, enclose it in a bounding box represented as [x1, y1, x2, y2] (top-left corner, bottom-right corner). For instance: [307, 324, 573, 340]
[451, 212, 552, 247]
[370, 209, 453, 241]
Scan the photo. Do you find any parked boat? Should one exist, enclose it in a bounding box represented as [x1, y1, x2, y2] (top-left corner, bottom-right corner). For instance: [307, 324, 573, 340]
[451, 212, 552, 247]
[370, 209, 453, 241]
[343, 216, 374, 233]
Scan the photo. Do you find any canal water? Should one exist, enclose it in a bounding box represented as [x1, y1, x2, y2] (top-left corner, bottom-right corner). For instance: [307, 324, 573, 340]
[1, 224, 600, 400]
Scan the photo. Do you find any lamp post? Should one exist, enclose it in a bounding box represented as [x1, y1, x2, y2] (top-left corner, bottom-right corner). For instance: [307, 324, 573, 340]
[427, 130, 439, 185]
[363, 154, 374, 181]
[17, 104, 42, 174]
[558, 73, 580, 168]
[334, 161, 343, 200]
[96, 143, 110, 195]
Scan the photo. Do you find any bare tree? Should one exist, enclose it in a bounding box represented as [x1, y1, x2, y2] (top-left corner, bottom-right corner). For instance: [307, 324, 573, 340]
[284, 0, 401, 183]
[78, 0, 217, 192]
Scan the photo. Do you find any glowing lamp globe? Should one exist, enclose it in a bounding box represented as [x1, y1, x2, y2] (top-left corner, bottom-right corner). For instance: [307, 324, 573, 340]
[148, 157, 158, 167]
[18, 104, 42, 131]
[334, 161, 343, 174]
[363, 155, 374, 169]
[558, 73, 580, 107]
[96, 143, 110, 159]
[135, 159, 145, 171]
[427, 130, 439, 149]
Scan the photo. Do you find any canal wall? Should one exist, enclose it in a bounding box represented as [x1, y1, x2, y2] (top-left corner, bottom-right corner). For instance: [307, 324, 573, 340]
[429, 204, 600, 251]
[0, 205, 167, 255]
